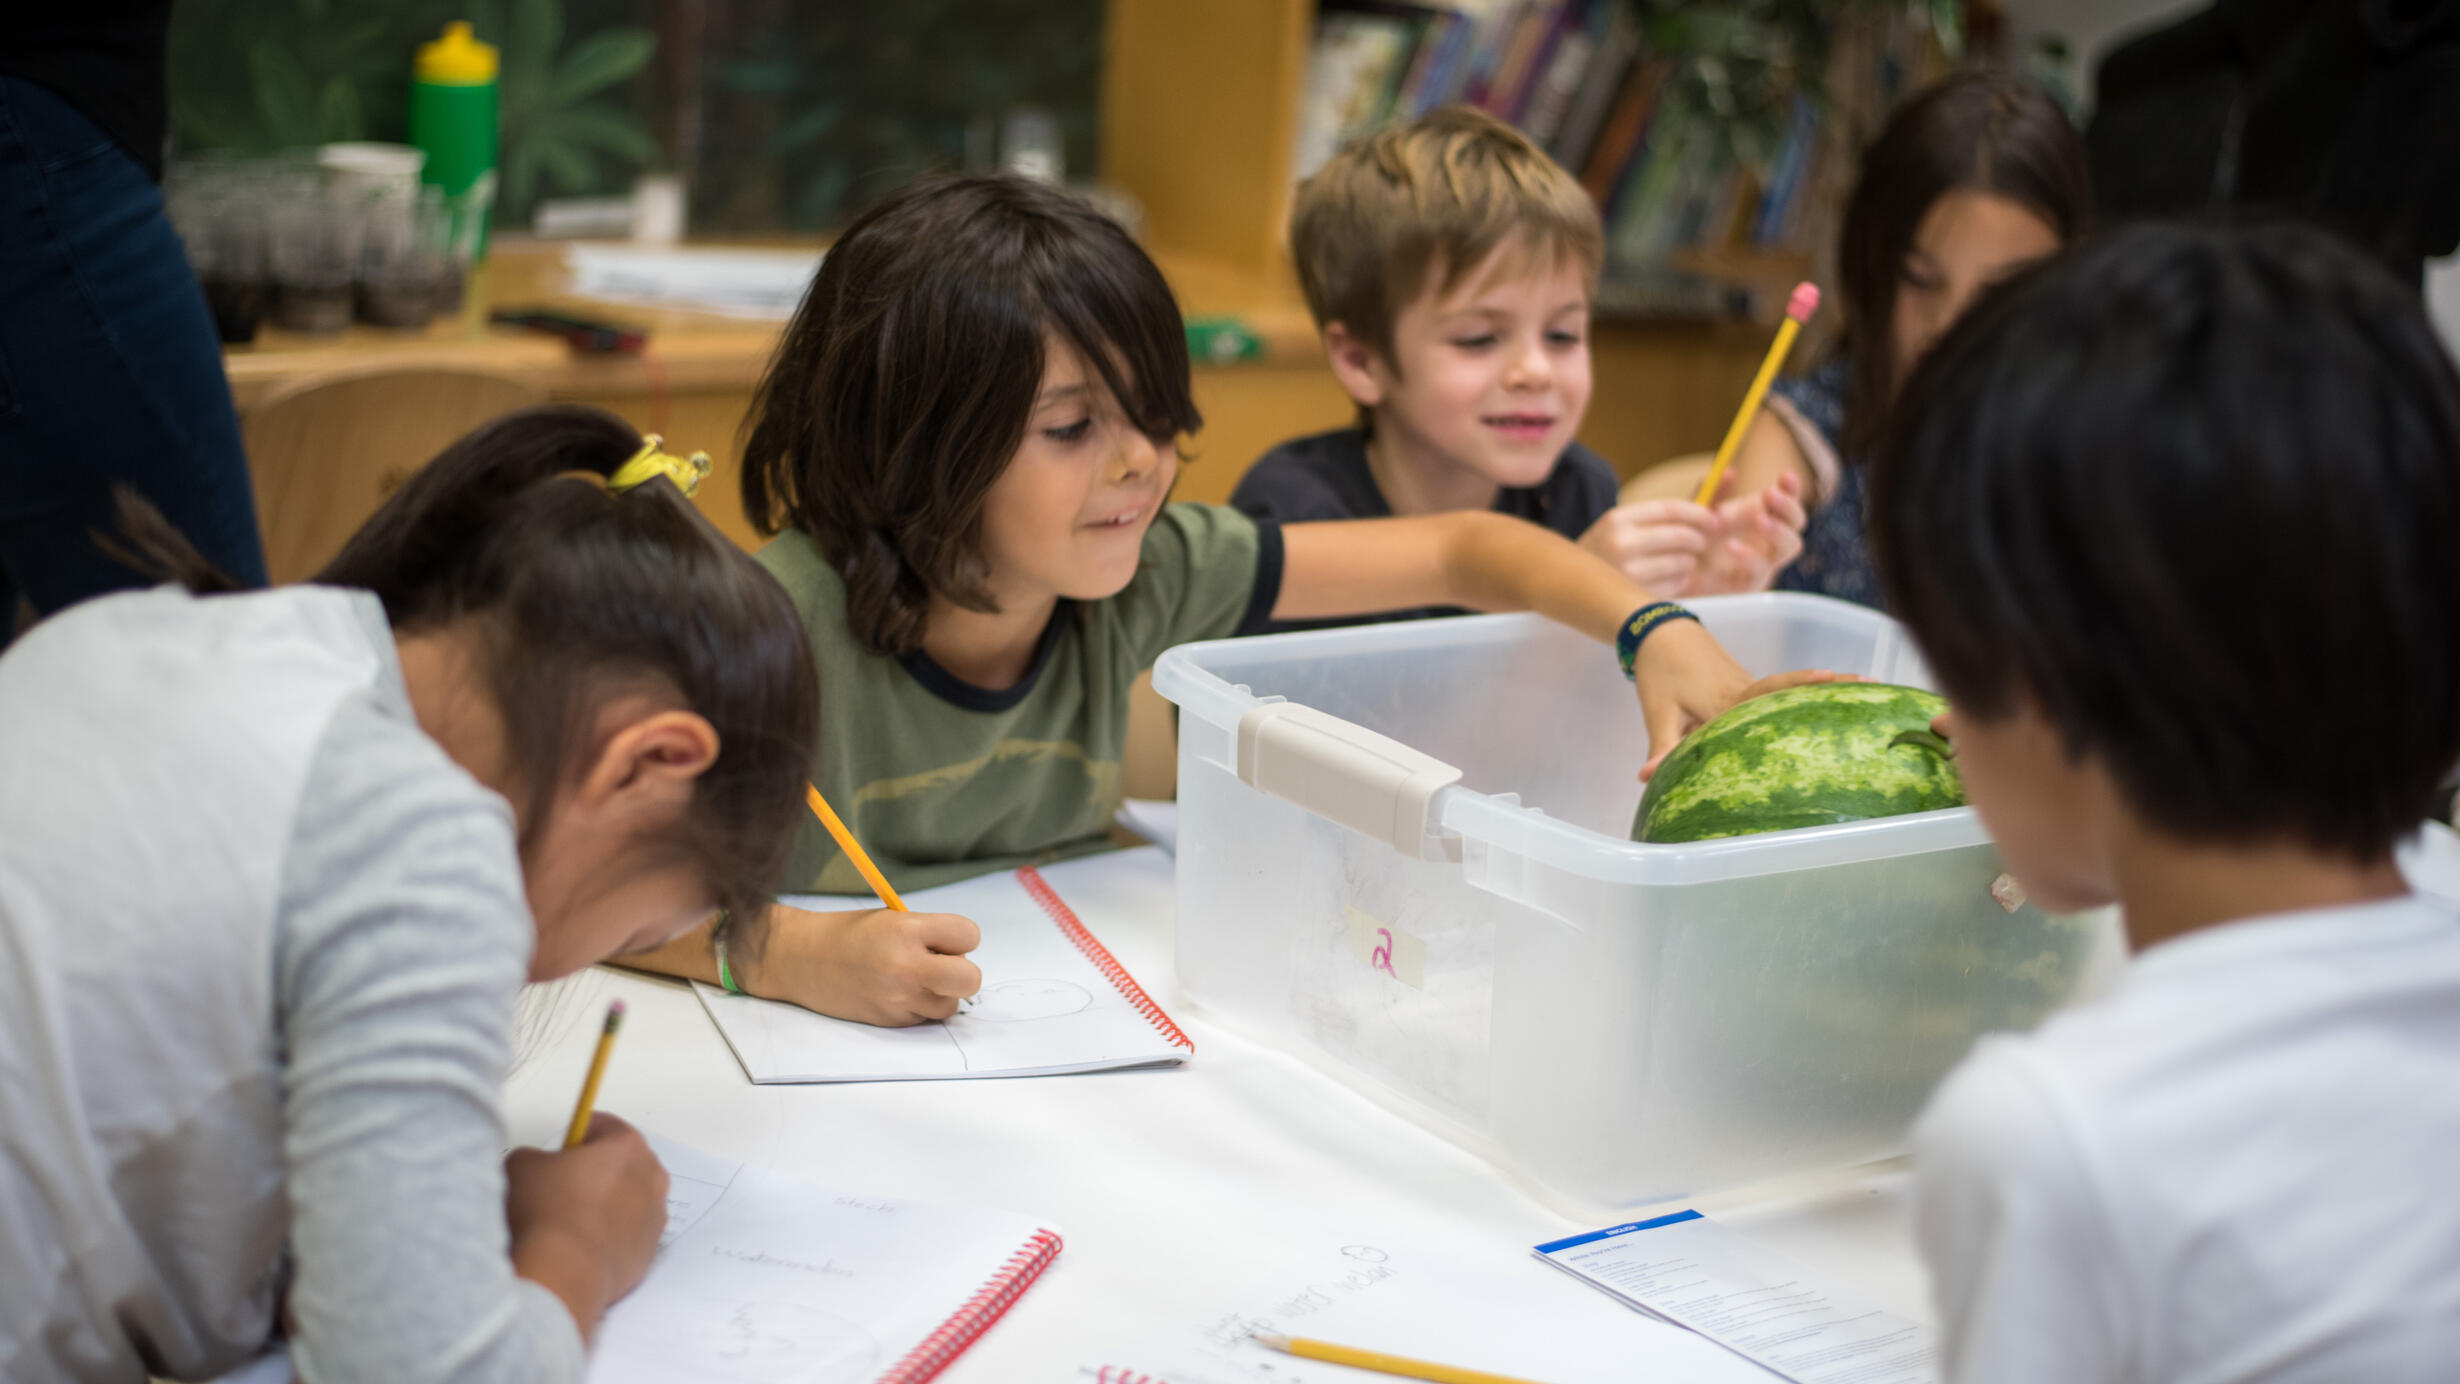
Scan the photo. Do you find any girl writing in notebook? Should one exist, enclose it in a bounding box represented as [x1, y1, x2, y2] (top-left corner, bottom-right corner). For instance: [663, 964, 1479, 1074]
[0, 408, 819, 1383]
[619, 172, 1830, 1026]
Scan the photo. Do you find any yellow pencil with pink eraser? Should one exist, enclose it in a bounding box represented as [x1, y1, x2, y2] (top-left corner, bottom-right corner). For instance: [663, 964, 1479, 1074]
[1694, 281, 1822, 506]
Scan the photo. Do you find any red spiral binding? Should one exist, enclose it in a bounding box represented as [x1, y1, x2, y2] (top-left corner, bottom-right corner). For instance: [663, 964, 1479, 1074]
[1016, 865, 1194, 1054]
[877, 1228, 1064, 1384]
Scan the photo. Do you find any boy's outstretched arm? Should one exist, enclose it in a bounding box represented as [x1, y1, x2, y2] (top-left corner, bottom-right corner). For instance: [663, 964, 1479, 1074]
[1278, 512, 1835, 774]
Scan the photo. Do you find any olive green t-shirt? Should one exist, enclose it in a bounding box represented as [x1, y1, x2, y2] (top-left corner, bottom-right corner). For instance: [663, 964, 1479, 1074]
[756, 503, 1283, 894]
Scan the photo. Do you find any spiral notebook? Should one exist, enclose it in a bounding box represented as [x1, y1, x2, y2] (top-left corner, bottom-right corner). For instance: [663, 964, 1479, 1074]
[695, 864, 1193, 1082]
[591, 1134, 1061, 1384]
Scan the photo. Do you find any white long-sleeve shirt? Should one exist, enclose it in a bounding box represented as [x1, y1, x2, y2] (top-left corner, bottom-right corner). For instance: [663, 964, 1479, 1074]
[0, 586, 583, 1383]
[1913, 844, 2460, 1384]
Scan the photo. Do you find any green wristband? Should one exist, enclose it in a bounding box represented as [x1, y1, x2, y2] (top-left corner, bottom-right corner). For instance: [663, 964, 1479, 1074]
[712, 912, 745, 995]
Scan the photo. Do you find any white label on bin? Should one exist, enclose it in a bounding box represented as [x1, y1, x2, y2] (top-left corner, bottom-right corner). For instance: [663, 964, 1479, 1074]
[1344, 907, 1425, 989]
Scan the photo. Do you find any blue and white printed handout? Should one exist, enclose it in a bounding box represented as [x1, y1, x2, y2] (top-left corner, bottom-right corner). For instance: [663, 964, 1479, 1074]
[1537, 1211, 1936, 1384]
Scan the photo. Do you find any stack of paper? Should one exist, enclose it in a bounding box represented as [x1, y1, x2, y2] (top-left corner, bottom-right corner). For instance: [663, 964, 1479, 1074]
[562, 245, 823, 319]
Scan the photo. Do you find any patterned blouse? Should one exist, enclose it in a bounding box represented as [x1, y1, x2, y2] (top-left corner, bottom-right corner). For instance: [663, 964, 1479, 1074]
[1767, 357, 1883, 609]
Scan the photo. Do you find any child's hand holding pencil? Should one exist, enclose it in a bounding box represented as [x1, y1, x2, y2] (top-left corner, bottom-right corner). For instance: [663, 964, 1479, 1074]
[732, 900, 984, 1026]
[500, 1004, 668, 1339]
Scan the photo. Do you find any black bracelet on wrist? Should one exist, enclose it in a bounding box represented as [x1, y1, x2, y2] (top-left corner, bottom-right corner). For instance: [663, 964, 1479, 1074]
[1615, 601, 1700, 680]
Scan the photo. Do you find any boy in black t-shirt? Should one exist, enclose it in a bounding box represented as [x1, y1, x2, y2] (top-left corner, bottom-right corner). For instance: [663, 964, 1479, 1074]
[1232, 107, 1806, 630]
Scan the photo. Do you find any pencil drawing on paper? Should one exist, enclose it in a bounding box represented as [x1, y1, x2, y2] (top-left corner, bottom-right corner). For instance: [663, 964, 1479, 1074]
[960, 976, 1095, 1022]
[617, 1296, 881, 1383]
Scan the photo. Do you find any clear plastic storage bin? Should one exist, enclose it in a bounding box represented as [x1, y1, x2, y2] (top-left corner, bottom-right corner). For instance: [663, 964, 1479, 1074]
[1152, 594, 2117, 1212]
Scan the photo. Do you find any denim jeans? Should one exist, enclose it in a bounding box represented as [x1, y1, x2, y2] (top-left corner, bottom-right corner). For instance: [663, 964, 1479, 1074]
[0, 76, 266, 639]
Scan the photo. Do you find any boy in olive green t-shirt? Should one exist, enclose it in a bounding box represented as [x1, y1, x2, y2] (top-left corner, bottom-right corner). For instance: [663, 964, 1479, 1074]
[755, 503, 1276, 895]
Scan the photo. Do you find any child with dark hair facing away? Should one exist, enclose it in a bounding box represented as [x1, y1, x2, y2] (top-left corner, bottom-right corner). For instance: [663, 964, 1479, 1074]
[619, 172, 1833, 1025]
[0, 406, 820, 1382]
[1871, 223, 2460, 1382]
[1732, 68, 2090, 607]
[1235, 105, 1807, 623]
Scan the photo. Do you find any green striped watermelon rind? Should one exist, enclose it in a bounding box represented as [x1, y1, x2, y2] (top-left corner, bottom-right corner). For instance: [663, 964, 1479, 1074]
[1635, 683, 1964, 844]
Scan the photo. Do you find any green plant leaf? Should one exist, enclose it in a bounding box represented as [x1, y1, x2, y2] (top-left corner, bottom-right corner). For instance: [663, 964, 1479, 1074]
[502, 142, 540, 223]
[505, 0, 562, 102]
[536, 104, 661, 163]
[549, 29, 656, 105]
[317, 75, 364, 143]
[767, 103, 842, 156]
[531, 135, 597, 193]
[249, 39, 321, 146]
[1929, 0, 1966, 58]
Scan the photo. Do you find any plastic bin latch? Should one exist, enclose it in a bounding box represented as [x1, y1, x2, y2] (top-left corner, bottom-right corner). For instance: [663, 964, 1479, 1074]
[1235, 702, 1464, 857]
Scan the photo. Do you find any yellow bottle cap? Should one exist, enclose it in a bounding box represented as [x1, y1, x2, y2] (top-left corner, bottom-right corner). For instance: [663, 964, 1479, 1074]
[416, 21, 500, 85]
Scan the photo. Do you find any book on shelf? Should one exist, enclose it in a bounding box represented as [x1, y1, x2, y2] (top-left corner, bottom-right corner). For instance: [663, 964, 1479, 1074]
[1517, 8, 1600, 144]
[1294, 0, 1957, 312]
[1548, 4, 1641, 175]
[1293, 9, 1431, 180]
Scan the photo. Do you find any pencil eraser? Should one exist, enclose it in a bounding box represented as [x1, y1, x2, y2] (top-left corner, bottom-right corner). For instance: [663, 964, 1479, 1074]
[1787, 282, 1821, 322]
[610, 998, 627, 1015]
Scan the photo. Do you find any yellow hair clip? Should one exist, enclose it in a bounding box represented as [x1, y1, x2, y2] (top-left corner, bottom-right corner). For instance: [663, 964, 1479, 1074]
[607, 435, 712, 497]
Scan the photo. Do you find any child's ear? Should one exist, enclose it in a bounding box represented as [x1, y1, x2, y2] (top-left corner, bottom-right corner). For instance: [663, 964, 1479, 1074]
[1322, 322, 1388, 409]
[587, 708, 720, 812]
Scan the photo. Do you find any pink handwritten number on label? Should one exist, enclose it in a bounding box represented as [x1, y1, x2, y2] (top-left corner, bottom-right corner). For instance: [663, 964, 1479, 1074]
[1370, 928, 1397, 978]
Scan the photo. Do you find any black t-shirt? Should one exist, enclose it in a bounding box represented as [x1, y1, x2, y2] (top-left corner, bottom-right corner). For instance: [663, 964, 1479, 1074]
[0, 2, 175, 180]
[1228, 426, 1620, 632]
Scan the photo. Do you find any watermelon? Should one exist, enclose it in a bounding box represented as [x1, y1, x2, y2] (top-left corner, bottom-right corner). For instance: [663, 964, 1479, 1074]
[1634, 683, 1963, 843]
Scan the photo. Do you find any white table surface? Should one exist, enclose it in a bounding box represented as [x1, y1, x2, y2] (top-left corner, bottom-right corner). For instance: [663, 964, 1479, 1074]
[503, 846, 1934, 1382]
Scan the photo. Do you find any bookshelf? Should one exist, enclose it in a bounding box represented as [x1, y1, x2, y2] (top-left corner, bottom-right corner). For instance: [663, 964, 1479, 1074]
[1097, 0, 1845, 491]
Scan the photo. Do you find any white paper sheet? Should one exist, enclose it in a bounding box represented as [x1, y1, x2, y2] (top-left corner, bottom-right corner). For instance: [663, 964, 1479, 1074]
[589, 1135, 1059, 1384]
[1113, 798, 1179, 855]
[695, 867, 1190, 1082]
[208, 1137, 1058, 1384]
[1536, 1211, 1935, 1384]
[1082, 1241, 1778, 1384]
[561, 245, 822, 319]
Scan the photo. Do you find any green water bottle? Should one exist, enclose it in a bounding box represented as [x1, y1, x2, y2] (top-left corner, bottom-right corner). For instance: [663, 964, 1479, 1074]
[409, 21, 500, 260]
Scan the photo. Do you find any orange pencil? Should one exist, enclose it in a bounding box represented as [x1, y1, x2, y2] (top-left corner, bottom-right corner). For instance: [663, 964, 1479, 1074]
[806, 782, 906, 911]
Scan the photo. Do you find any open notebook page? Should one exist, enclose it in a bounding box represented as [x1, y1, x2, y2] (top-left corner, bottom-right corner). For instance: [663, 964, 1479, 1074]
[205, 1135, 1060, 1384]
[593, 1134, 1060, 1384]
[694, 862, 1190, 1082]
[1082, 1241, 1777, 1383]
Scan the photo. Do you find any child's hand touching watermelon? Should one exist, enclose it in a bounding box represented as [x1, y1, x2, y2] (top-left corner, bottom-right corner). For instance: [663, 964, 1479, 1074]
[1631, 617, 1850, 780]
